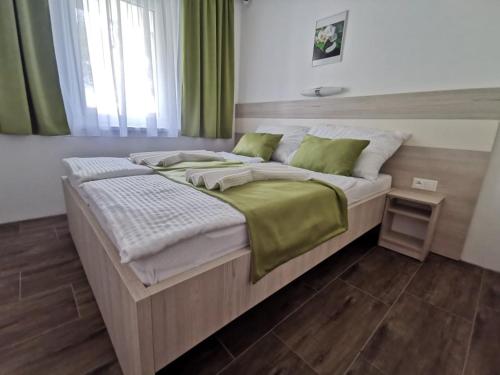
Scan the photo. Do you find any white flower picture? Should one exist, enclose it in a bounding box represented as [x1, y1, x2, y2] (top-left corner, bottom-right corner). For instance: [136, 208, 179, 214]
[312, 11, 348, 66]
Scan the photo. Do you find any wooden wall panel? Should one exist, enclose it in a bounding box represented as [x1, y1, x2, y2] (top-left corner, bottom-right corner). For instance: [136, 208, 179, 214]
[236, 87, 500, 120]
[381, 146, 491, 259]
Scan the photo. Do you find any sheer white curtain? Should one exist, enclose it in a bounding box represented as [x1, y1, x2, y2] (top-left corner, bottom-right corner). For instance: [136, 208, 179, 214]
[49, 0, 179, 137]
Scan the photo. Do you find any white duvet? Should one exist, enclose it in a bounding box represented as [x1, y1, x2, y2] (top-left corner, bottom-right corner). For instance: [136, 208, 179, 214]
[81, 175, 246, 263]
[80, 169, 358, 263]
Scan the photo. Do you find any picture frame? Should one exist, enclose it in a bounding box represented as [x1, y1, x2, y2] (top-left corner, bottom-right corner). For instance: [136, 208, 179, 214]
[312, 10, 348, 66]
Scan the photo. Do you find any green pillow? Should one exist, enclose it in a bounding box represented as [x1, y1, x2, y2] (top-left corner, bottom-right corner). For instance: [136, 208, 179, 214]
[290, 135, 370, 176]
[233, 133, 283, 161]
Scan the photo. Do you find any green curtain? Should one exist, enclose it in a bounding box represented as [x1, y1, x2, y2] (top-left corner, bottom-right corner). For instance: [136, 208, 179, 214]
[181, 0, 234, 139]
[0, 0, 69, 135]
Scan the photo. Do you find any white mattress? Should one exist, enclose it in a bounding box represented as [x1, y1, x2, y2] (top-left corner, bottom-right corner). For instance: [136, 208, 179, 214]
[126, 173, 392, 285]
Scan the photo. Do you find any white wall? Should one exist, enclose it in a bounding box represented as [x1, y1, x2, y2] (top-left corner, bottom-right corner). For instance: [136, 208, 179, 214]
[238, 0, 500, 270]
[238, 0, 500, 102]
[462, 128, 500, 271]
[0, 135, 232, 224]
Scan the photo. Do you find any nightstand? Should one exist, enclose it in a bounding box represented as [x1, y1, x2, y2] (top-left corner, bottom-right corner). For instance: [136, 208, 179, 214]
[378, 188, 445, 261]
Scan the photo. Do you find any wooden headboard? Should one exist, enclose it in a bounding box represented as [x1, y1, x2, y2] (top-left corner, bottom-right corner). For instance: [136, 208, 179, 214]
[235, 87, 500, 260]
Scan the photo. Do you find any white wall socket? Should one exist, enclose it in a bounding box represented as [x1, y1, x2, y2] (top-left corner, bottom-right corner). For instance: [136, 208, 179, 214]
[412, 177, 438, 192]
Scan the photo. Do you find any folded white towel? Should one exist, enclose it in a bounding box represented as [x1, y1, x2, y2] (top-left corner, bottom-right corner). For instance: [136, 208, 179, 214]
[186, 167, 248, 188]
[218, 170, 254, 191]
[130, 150, 224, 166]
[186, 164, 312, 192]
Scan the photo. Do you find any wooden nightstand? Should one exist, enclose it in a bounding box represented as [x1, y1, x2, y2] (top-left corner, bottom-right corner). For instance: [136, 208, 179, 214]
[378, 188, 445, 261]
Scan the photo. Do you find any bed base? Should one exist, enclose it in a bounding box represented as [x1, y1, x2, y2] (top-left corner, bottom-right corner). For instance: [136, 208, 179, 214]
[62, 177, 387, 374]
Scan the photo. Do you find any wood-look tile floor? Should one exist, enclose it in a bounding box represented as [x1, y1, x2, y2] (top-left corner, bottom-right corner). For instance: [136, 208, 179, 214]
[1, 216, 499, 375]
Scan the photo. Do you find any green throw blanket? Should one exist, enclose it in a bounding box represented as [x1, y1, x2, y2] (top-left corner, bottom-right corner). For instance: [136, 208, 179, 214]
[157, 165, 348, 282]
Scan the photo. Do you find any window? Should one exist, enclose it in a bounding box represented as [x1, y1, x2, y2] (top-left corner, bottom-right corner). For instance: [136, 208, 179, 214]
[49, 0, 179, 137]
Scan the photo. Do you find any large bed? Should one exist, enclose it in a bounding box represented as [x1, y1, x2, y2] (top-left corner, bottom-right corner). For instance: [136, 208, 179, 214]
[63, 170, 389, 374]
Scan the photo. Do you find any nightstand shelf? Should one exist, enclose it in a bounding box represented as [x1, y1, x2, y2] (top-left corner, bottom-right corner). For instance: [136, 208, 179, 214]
[379, 188, 445, 261]
[382, 229, 425, 252]
[387, 204, 431, 222]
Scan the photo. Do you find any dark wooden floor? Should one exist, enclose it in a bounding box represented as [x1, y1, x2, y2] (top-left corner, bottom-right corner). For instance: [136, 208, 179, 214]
[1, 216, 499, 375]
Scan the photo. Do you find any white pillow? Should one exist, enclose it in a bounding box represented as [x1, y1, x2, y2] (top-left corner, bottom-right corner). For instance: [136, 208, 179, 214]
[256, 125, 310, 163]
[308, 125, 411, 180]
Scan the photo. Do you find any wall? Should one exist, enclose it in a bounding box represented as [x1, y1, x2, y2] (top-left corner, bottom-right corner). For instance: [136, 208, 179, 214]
[238, 0, 500, 270]
[462, 129, 500, 271]
[0, 135, 232, 223]
[238, 0, 500, 102]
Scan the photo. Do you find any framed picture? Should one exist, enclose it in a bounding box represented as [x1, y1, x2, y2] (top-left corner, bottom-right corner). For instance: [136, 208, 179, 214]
[312, 10, 348, 66]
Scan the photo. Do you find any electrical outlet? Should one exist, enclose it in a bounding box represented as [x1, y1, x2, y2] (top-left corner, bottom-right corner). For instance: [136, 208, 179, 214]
[412, 177, 438, 192]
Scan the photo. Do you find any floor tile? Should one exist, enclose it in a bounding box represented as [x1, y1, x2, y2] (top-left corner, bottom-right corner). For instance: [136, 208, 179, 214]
[216, 278, 315, 356]
[0, 237, 77, 279]
[86, 360, 123, 375]
[0, 229, 58, 259]
[0, 313, 115, 375]
[18, 215, 67, 233]
[0, 286, 79, 350]
[341, 247, 419, 305]
[363, 293, 471, 375]
[346, 356, 384, 375]
[464, 306, 500, 375]
[300, 233, 376, 291]
[406, 254, 482, 320]
[0, 222, 19, 237]
[0, 227, 63, 252]
[479, 269, 500, 312]
[159, 336, 233, 375]
[0, 273, 20, 304]
[219, 333, 315, 375]
[21, 257, 85, 298]
[274, 279, 387, 375]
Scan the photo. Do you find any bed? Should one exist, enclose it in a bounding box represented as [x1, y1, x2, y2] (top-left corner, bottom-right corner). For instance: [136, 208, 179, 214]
[63, 129, 403, 374]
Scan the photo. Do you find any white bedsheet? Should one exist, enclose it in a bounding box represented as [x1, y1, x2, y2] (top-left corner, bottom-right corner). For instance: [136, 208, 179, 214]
[80, 175, 246, 262]
[80, 169, 358, 263]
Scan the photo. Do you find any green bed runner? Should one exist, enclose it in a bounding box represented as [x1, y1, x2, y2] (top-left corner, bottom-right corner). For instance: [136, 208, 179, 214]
[156, 165, 348, 282]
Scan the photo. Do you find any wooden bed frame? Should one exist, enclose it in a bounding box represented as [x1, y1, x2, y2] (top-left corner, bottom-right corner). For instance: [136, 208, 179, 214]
[63, 177, 387, 375]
